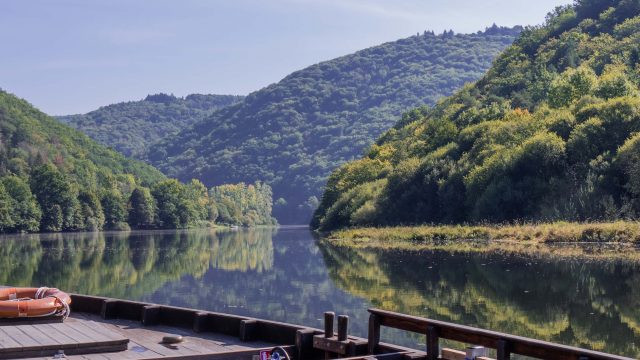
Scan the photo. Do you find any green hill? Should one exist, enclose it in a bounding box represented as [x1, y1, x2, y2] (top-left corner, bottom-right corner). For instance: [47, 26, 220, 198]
[0, 90, 272, 232]
[146, 26, 521, 224]
[312, 0, 640, 230]
[58, 93, 243, 158]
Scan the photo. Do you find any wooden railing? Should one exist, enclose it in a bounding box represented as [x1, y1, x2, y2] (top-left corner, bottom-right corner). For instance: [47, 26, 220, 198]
[367, 308, 633, 360]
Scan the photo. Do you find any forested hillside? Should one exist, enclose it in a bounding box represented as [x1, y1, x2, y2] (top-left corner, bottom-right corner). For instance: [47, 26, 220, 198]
[0, 90, 272, 232]
[313, 0, 640, 230]
[147, 26, 521, 224]
[210, 182, 276, 226]
[58, 93, 243, 158]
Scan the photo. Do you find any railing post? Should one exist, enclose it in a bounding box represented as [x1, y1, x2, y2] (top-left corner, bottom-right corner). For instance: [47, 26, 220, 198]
[337, 315, 349, 341]
[497, 339, 511, 360]
[324, 312, 335, 360]
[324, 312, 335, 338]
[367, 313, 381, 355]
[101, 299, 118, 320]
[296, 328, 316, 360]
[141, 305, 160, 326]
[426, 325, 439, 360]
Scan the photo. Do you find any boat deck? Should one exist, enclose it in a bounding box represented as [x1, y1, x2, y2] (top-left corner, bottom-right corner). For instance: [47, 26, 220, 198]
[0, 292, 305, 360]
[0, 312, 276, 360]
[22, 313, 275, 360]
[0, 314, 127, 360]
[0, 293, 631, 360]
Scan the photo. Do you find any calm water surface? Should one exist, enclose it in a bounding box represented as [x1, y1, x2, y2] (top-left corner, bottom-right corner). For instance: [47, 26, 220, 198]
[0, 227, 638, 357]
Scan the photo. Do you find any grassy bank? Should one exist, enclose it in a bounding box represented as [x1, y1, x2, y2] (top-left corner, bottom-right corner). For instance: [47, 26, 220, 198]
[324, 222, 640, 258]
[329, 222, 640, 244]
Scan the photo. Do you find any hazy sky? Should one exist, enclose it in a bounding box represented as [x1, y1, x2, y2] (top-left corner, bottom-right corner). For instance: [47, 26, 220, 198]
[1, 0, 571, 115]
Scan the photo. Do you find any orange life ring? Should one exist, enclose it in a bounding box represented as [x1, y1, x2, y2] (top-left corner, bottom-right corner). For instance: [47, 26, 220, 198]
[0, 287, 71, 319]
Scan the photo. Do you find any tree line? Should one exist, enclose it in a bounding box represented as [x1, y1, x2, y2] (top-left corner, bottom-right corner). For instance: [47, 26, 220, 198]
[312, 0, 640, 230]
[58, 93, 243, 158]
[0, 164, 276, 232]
[0, 90, 273, 233]
[145, 26, 521, 225]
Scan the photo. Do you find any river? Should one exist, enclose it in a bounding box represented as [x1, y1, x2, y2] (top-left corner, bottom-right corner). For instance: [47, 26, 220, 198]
[0, 227, 637, 357]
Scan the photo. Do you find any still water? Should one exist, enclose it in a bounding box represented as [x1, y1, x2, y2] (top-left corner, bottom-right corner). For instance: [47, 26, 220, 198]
[0, 227, 638, 357]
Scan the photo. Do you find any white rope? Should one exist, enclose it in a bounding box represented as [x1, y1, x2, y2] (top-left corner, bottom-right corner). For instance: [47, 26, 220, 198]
[38, 287, 70, 320]
[35, 287, 50, 299]
[48, 295, 70, 320]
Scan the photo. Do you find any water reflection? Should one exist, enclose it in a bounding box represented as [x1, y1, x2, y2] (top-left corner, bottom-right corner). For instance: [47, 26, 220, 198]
[0, 228, 638, 357]
[319, 243, 640, 357]
[0, 229, 273, 299]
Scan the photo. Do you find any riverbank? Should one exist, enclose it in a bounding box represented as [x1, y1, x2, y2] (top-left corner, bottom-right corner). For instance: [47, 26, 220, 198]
[324, 221, 640, 258]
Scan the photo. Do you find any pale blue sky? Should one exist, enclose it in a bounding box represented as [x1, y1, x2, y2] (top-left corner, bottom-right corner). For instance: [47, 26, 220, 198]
[0, 0, 571, 115]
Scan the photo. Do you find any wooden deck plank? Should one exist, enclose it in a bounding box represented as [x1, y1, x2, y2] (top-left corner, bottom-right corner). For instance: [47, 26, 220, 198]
[121, 331, 200, 357]
[18, 325, 58, 346]
[0, 328, 20, 349]
[23, 324, 66, 346]
[48, 322, 95, 344]
[0, 317, 128, 359]
[35, 323, 78, 345]
[69, 321, 123, 345]
[0, 325, 41, 348]
[86, 316, 275, 359]
[14, 310, 282, 360]
[81, 320, 125, 341]
[124, 340, 163, 359]
[91, 321, 196, 358]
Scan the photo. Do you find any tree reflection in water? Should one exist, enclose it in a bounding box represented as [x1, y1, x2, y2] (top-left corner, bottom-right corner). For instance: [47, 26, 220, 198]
[319, 243, 640, 357]
[0, 229, 638, 357]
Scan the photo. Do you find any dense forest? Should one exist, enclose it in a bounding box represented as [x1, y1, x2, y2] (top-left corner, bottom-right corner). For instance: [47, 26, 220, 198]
[0, 90, 273, 232]
[146, 26, 521, 224]
[58, 93, 243, 158]
[210, 181, 277, 226]
[313, 0, 640, 231]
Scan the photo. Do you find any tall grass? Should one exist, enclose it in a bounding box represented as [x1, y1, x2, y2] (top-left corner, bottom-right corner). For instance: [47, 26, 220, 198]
[323, 222, 640, 259]
[329, 221, 640, 244]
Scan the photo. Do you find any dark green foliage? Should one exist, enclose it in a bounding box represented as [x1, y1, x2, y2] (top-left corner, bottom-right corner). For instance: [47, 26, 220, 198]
[148, 179, 221, 229]
[30, 164, 79, 232]
[0, 184, 14, 232]
[58, 93, 243, 158]
[151, 180, 192, 229]
[210, 181, 276, 226]
[1, 176, 41, 232]
[313, 0, 640, 231]
[78, 190, 104, 231]
[101, 190, 128, 230]
[128, 187, 156, 229]
[0, 90, 274, 232]
[147, 27, 521, 224]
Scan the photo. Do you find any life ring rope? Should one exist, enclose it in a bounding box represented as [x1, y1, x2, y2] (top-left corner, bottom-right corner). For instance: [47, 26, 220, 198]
[0, 287, 71, 319]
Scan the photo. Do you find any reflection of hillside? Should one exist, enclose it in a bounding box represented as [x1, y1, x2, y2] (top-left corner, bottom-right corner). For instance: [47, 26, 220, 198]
[0, 229, 274, 300]
[0, 229, 273, 299]
[211, 228, 274, 272]
[318, 243, 640, 358]
[0, 231, 207, 298]
[147, 229, 371, 335]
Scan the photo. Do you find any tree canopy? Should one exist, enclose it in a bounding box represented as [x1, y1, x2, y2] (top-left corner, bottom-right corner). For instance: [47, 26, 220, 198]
[58, 93, 243, 158]
[0, 90, 273, 232]
[146, 26, 521, 224]
[312, 0, 640, 231]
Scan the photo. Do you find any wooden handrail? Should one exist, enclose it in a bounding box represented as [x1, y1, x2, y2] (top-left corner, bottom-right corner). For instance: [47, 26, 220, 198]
[367, 308, 633, 360]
